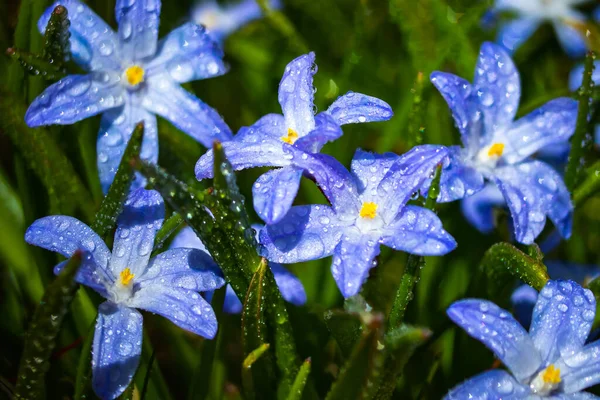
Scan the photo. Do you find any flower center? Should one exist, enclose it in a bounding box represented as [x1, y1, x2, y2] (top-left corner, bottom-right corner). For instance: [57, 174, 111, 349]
[487, 142, 505, 158]
[120, 267, 135, 286]
[281, 128, 299, 144]
[124, 65, 145, 87]
[530, 364, 561, 396]
[359, 202, 378, 219]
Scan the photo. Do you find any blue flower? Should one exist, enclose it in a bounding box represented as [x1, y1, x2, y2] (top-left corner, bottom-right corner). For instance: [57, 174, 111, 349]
[25, 189, 225, 400]
[445, 280, 600, 399]
[191, 0, 282, 42]
[195, 52, 393, 224]
[489, 0, 593, 57]
[170, 225, 307, 313]
[512, 262, 600, 330]
[430, 42, 577, 244]
[25, 0, 232, 193]
[258, 146, 456, 298]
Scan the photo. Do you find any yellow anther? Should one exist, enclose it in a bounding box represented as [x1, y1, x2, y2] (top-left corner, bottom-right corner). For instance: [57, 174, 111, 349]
[359, 202, 378, 219]
[487, 143, 505, 158]
[119, 268, 135, 286]
[542, 365, 561, 385]
[281, 128, 299, 145]
[125, 65, 145, 86]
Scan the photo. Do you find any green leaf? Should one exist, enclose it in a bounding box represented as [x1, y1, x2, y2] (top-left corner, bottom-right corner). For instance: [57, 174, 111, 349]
[6, 47, 66, 80]
[242, 259, 276, 398]
[573, 160, 600, 206]
[0, 88, 95, 221]
[325, 316, 385, 400]
[14, 252, 82, 400]
[152, 212, 184, 254]
[323, 310, 363, 359]
[41, 5, 70, 65]
[565, 51, 595, 191]
[480, 242, 549, 294]
[90, 122, 144, 238]
[286, 358, 311, 400]
[370, 325, 432, 399]
[73, 321, 96, 400]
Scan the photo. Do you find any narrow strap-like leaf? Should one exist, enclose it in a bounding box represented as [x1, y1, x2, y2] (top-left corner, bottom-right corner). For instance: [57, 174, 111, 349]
[73, 320, 96, 400]
[14, 252, 82, 400]
[152, 212, 184, 254]
[6, 47, 66, 80]
[286, 358, 312, 400]
[41, 5, 71, 65]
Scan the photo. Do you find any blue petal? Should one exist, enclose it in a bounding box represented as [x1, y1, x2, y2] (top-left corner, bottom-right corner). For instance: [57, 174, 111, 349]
[433, 146, 485, 203]
[493, 161, 573, 244]
[298, 153, 360, 214]
[554, 20, 588, 58]
[253, 166, 303, 224]
[569, 61, 600, 91]
[223, 285, 243, 314]
[278, 52, 316, 136]
[97, 104, 158, 193]
[511, 284, 538, 330]
[169, 226, 208, 252]
[473, 42, 521, 134]
[130, 284, 218, 338]
[331, 229, 380, 298]
[144, 79, 232, 147]
[25, 216, 114, 292]
[92, 302, 143, 400]
[430, 72, 478, 149]
[447, 299, 541, 380]
[139, 248, 225, 292]
[378, 145, 448, 223]
[115, 0, 161, 63]
[25, 73, 124, 127]
[460, 183, 505, 233]
[326, 91, 393, 125]
[557, 340, 600, 394]
[381, 205, 456, 256]
[259, 205, 344, 264]
[350, 149, 398, 194]
[496, 17, 540, 53]
[109, 189, 164, 277]
[503, 98, 578, 164]
[191, 0, 278, 42]
[530, 280, 596, 365]
[145, 23, 228, 83]
[270, 263, 307, 306]
[38, 1, 120, 71]
[443, 370, 528, 400]
[294, 112, 343, 153]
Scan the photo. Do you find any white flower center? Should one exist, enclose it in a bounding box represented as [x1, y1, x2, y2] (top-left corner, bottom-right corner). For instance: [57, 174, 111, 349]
[530, 364, 562, 396]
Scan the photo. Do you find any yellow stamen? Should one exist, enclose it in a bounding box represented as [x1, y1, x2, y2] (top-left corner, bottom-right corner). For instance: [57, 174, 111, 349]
[359, 202, 378, 219]
[119, 268, 135, 286]
[281, 128, 299, 144]
[542, 365, 561, 385]
[125, 65, 145, 86]
[487, 143, 505, 158]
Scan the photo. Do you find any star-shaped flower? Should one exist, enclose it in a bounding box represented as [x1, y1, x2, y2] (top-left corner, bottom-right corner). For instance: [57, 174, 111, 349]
[191, 0, 281, 43]
[25, 189, 225, 400]
[429, 42, 577, 244]
[490, 0, 593, 57]
[258, 146, 456, 298]
[195, 52, 393, 224]
[445, 280, 600, 399]
[170, 225, 307, 313]
[26, 0, 232, 192]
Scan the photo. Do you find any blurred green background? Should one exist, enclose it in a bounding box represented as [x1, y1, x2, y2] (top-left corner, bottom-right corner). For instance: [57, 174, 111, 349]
[1, 0, 600, 398]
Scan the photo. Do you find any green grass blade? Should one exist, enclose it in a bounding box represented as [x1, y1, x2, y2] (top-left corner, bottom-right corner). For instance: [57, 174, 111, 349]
[286, 358, 311, 400]
[41, 5, 70, 65]
[14, 252, 82, 400]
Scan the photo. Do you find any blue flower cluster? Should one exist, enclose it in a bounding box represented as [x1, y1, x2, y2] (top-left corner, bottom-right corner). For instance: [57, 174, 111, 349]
[21, 0, 595, 398]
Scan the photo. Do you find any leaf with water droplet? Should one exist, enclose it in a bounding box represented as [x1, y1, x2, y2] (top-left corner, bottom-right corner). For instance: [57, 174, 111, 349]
[15, 252, 82, 400]
[286, 357, 311, 400]
[41, 5, 71, 67]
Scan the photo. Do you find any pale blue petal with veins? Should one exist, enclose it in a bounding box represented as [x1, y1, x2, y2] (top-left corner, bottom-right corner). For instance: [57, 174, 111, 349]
[28, 0, 231, 193]
[444, 280, 600, 399]
[25, 189, 225, 400]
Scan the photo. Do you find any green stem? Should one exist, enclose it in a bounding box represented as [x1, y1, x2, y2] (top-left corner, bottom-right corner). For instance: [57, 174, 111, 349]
[565, 51, 596, 191]
[573, 160, 600, 206]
